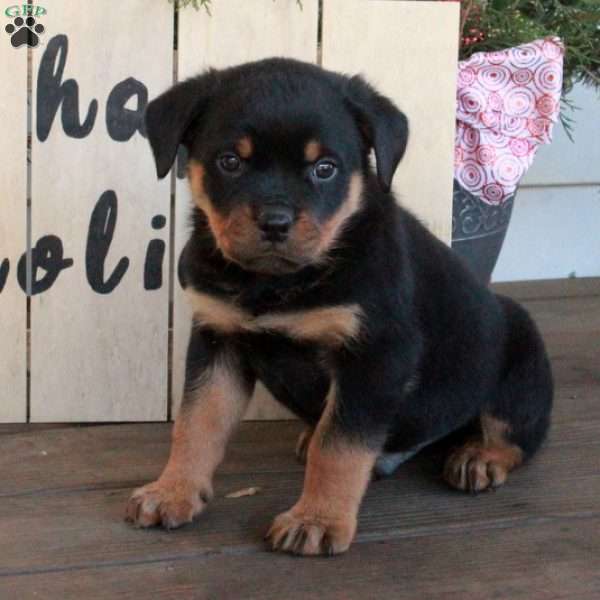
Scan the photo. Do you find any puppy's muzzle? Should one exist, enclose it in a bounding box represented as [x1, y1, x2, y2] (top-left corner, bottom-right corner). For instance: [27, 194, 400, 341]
[256, 205, 294, 243]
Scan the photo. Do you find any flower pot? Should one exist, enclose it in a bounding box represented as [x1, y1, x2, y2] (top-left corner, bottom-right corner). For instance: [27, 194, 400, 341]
[451, 179, 514, 284]
[451, 38, 564, 285]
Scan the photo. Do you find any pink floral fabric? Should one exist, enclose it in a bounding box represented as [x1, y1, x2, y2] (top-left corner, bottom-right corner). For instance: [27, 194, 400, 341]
[455, 38, 564, 205]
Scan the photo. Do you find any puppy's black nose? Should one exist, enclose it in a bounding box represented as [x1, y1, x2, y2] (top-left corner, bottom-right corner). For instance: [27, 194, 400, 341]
[257, 206, 294, 242]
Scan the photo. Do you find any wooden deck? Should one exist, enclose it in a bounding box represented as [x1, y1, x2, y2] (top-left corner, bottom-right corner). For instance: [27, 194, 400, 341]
[1, 279, 599, 599]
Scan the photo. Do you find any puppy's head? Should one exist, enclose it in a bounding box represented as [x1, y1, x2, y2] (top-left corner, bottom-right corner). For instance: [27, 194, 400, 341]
[146, 58, 408, 275]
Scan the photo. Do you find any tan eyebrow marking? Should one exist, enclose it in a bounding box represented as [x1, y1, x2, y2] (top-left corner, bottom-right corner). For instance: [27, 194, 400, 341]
[304, 139, 322, 162]
[235, 136, 253, 159]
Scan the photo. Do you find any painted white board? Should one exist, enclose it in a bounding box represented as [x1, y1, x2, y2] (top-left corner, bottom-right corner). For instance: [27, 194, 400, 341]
[322, 0, 459, 243]
[0, 30, 27, 422]
[30, 1, 173, 421]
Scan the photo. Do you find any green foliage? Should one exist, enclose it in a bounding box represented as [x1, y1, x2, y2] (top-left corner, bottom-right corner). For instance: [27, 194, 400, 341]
[461, 0, 600, 95]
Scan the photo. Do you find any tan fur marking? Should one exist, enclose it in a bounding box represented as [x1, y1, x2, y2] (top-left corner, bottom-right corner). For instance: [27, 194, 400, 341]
[443, 414, 523, 493]
[480, 413, 524, 471]
[188, 160, 228, 243]
[170, 360, 251, 486]
[481, 414, 512, 447]
[186, 288, 363, 347]
[188, 162, 364, 271]
[316, 173, 364, 255]
[186, 289, 251, 335]
[235, 136, 253, 159]
[258, 304, 363, 346]
[188, 160, 254, 259]
[304, 139, 322, 162]
[125, 358, 251, 528]
[267, 385, 377, 555]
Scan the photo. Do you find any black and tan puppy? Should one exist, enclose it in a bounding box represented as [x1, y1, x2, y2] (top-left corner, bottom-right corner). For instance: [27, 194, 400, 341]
[125, 58, 553, 556]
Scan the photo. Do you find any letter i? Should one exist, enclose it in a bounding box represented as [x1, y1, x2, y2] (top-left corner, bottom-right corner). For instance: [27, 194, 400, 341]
[144, 215, 166, 290]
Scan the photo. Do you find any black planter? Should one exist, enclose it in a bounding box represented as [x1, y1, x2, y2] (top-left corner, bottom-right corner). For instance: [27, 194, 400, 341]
[451, 180, 514, 285]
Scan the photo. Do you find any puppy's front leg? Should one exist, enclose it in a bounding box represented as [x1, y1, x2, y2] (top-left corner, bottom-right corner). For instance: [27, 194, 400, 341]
[126, 329, 254, 529]
[266, 383, 378, 556]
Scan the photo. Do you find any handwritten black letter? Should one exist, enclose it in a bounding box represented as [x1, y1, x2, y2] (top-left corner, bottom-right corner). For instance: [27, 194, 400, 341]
[86, 191, 129, 294]
[106, 77, 148, 142]
[143, 215, 166, 290]
[37, 35, 98, 141]
[17, 236, 74, 295]
[0, 258, 9, 293]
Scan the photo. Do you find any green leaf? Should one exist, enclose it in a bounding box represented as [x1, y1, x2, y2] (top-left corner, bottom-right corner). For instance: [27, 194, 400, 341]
[490, 0, 515, 9]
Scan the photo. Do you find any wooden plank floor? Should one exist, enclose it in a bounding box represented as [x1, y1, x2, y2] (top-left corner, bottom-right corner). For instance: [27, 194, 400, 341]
[1, 278, 599, 599]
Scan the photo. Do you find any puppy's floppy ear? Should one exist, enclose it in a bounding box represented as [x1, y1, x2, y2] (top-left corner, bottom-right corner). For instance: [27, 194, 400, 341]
[145, 69, 219, 179]
[344, 75, 409, 192]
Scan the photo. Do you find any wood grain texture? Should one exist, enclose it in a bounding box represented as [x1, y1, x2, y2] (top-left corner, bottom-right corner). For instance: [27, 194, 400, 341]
[322, 0, 460, 244]
[0, 418, 599, 583]
[492, 277, 600, 301]
[173, 1, 318, 419]
[2, 520, 599, 600]
[0, 420, 599, 573]
[29, 2, 173, 421]
[520, 296, 600, 335]
[0, 35, 27, 422]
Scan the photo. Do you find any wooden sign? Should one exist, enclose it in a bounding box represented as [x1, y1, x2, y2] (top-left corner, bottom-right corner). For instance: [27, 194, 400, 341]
[1, 0, 458, 422]
[0, 32, 27, 422]
[322, 0, 460, 243]
[29, 1, 173, 421]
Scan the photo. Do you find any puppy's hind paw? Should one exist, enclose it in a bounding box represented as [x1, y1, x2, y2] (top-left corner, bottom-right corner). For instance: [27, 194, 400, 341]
[443, 444, 521, 493]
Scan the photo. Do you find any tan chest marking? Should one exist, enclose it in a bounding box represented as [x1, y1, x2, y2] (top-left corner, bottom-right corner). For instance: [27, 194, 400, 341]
[186, 290, 250, 334]
[257, 306, 363, 346]
[186, 289, 363, 346]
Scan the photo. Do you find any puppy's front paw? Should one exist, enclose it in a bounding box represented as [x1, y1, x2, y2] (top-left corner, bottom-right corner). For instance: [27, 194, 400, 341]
[125, 479, 210, 529]
[265, 507, 356, 556]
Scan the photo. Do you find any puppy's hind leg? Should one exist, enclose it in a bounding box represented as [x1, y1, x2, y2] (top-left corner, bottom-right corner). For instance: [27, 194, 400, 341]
[444, 296, 553, 493]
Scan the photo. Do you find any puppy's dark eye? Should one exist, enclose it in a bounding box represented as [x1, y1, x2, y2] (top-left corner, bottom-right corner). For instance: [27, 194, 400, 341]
[313, 159, 337, 181]
[217, 152, 242, 174]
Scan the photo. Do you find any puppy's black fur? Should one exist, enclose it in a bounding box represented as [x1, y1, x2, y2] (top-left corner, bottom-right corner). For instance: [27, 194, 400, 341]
[134, 58, 553, 555]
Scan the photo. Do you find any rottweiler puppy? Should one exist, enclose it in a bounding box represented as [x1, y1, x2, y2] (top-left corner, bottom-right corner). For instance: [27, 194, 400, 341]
[125, 58, 553, 556]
